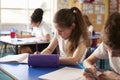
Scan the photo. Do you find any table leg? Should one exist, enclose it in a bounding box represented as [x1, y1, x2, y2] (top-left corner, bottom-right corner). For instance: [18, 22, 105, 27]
[15, 45, 18, 54]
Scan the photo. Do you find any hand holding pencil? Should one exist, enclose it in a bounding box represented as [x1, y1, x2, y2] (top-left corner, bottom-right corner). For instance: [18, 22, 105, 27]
[77, 62, 100, 80]
[34, 41, 40, 54]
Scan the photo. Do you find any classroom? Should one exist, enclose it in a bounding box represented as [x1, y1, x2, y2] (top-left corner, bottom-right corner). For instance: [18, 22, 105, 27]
[0, 0, 120, 80]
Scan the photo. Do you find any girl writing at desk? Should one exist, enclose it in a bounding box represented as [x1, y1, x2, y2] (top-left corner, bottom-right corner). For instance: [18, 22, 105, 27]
[17, 8, 51, 53]
[37, 7, 89, 65]
[17, 8, 51, 41]
[83, 12, 120, 80]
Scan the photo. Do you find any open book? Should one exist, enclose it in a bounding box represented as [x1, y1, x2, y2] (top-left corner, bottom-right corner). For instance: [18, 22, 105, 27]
[0, 53, 29, 63]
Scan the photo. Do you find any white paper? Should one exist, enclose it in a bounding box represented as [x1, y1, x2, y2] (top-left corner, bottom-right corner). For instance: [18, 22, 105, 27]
[100, 5, 105, 14]
[95, 5, 100, 14]
[0, 53, 29, 63]
[97, 15, 102, 24]
[87, 4, 94, 14]
[38, 67, 83, 80]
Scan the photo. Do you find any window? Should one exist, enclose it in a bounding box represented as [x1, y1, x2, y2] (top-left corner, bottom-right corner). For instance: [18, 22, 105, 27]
[0, 0, 55, 24]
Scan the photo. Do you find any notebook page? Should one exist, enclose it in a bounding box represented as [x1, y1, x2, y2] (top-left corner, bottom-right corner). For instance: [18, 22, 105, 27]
[38, 67, 83, 80]
[0, 53, 28, 63]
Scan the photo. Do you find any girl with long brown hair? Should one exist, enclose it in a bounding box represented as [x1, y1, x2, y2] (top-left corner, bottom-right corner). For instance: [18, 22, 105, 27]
[39, 7, 89, 65]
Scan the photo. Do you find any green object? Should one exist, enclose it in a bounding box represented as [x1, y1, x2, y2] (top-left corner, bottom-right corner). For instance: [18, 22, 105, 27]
[0, 70, 15, 80]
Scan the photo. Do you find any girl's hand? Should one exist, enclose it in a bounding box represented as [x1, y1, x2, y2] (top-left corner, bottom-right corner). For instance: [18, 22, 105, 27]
[16, 34, 23, 38]
[83, 65, 100, 80]
[99, 71, 120, 80]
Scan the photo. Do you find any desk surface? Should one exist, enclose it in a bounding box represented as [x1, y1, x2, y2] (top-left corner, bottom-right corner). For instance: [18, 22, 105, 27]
[0, 63, 63, 80]
[0, 36, 49, 45]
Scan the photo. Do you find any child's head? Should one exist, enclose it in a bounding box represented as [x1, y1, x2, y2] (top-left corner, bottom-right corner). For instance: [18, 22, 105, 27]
[31, 8, 44, 27]
[83, 14, 92, 27]
[54, 7, 88, 54]
[103, 12, 120, 50]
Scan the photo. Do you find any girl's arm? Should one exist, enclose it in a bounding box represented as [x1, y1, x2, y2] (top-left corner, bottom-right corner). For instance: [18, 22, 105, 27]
[99, 71, 120, 80]
[83, 53, 98, 67]
[41, 34, 50, 41]
[16, 34, 33, 38]
[83, 52, 99, 80]
[40, 36, 58, 54]
[59, 41, 87, 65]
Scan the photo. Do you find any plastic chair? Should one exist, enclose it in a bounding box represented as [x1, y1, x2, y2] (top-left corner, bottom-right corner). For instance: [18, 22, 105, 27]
[0, 42, 6, 57]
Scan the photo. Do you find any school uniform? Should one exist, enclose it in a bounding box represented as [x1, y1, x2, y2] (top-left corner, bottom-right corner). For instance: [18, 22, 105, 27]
[31, 21, 51, 39]
[88, 25, 94, 35]
[93, 42, 120, 74]
[55, 32, 87, 62]
[20, 21, 51, 53]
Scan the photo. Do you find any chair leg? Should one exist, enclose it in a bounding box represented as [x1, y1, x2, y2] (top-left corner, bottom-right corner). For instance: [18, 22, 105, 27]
[100, 59, 105, 69]
[0, 45, 5, 57]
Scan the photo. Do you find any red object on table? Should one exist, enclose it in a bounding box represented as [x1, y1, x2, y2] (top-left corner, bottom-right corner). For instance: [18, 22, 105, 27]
[10, 32, 15, 38]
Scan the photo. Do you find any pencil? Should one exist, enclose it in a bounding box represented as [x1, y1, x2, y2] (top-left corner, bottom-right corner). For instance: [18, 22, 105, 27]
[36, 42, 38, 54]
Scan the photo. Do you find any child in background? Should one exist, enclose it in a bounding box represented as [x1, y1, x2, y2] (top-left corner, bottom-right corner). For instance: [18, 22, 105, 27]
[17, 8, 51, 41]
[83, 14, 95, 47]
[83, 12, 120, 80]
[83, 14, 94, 36]
[17, 8, 51, 53]
[36, 7, 89, 65]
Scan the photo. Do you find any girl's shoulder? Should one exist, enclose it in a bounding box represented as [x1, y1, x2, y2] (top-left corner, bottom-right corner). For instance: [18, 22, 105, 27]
[40, 21, 50, 28]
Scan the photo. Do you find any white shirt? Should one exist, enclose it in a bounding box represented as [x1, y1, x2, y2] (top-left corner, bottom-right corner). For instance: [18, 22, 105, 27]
[94, 42, 120, 74]
[31, 21, 51, 38]
[55, 32, 87, 62]
[88, 25, 94, 35]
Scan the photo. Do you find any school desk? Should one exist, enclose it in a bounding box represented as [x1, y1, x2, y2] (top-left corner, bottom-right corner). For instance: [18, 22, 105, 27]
[0, 63, 67, 80]
[0, 36, 50, 54]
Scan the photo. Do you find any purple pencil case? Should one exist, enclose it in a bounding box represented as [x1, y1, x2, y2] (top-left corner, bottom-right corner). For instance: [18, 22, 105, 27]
[28, 54, 59, 67]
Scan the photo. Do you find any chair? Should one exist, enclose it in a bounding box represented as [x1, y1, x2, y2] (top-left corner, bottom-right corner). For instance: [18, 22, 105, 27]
[0, 42, 6, 57]
[0, 29, 15, 57]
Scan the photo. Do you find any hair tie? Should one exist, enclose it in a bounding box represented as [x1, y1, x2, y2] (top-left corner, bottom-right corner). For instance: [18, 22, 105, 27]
[73, 10, 77, 13]
[71, 8, 77, 14]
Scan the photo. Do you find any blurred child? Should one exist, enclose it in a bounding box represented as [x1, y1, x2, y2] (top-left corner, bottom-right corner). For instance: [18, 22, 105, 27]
[83, 12, 120, 80]
[83, 14, 94, 36]
[17, 8, 51, 41]
[17, 8, 51, 54]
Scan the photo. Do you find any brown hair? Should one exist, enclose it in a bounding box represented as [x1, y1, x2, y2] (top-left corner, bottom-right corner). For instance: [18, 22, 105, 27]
[54, 7, 88, 54]
[103, 12, 120, 50]
[83, 14, 92, 27]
